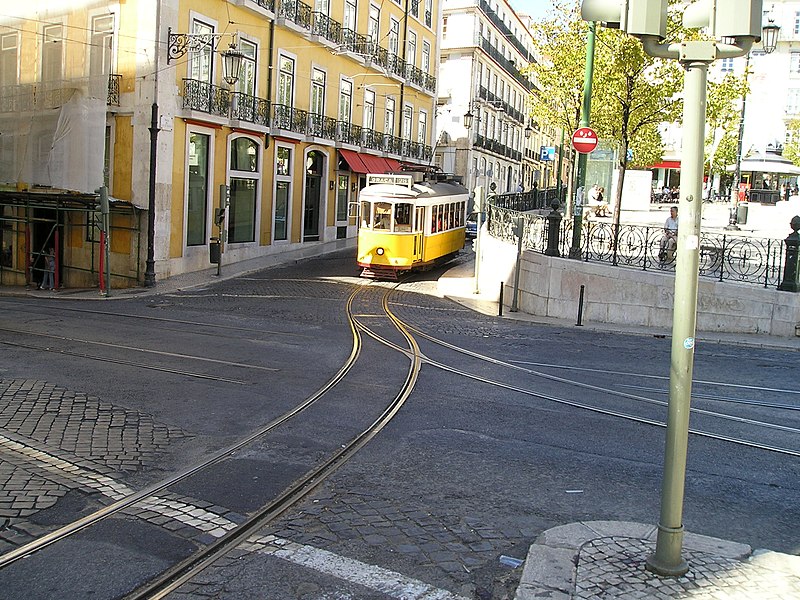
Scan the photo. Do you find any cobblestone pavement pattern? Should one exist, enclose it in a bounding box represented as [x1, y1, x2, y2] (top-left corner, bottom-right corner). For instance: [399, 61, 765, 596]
[0, 378, 189, 548]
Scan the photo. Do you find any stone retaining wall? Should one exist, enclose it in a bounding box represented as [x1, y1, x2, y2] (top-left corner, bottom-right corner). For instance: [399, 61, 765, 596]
[478, 232, 800, 337]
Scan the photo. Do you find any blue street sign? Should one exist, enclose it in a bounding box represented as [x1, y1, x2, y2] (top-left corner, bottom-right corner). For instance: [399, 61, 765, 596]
[540, 146, 556, 161]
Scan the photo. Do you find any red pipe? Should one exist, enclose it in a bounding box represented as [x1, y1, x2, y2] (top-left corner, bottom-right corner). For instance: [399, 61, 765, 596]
[99, 230, 106, 292]
[54, 229, 60, 290]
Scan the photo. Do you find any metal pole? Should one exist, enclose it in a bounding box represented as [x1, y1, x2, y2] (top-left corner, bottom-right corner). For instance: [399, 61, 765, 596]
[510, 216, 523, 312]
[473, 186, 484, 294]
[569, 21, 596, 259]
[646, 55, 709, 578]
[144, 103, 159, 287]
[732, 52, 750, 204]
[556, 129, 565, 207]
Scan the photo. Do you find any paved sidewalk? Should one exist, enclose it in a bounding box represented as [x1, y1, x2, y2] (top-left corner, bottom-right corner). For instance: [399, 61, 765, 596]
[514, 521, 800, 599]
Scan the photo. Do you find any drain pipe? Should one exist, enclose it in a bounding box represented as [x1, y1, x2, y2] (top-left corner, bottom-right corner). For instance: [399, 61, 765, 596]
[576, 284, 585, 326]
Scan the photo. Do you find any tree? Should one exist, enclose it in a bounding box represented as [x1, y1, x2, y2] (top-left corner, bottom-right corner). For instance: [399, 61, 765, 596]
[783, 119, 800, 166]
[705, 73, 749, 195]
[590, 27, 683, 229]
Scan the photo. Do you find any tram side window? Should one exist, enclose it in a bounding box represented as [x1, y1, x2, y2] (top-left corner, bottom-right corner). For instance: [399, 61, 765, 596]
[395, 203, 412, 232]
[374, 202, 392, 230]
[432, 204, 442, 233]
[361, 201, 372, 229]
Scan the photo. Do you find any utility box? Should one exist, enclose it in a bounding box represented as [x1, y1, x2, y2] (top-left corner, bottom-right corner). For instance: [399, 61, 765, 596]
[210, 238, 221, 264]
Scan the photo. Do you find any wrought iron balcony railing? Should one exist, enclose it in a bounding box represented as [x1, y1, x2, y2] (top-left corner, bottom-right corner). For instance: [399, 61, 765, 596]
[107, 74, 121, 106]
[486, 196, 787, 289]
[182, 79, 230, 117]
[180, 80, 432, 161]
[230, 92, 270, 126]
[308, 112, 337, 139]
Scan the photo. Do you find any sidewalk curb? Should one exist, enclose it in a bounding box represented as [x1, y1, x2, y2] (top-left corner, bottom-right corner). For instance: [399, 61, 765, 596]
[514, 521, 753, 600]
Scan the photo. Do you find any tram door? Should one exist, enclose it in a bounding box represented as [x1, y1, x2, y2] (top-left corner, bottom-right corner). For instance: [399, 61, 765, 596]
[413, 206, 424, 262]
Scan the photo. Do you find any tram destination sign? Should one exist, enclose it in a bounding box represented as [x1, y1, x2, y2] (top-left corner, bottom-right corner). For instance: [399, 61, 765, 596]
[572, 127, 599, 154]
[366, 174, 413, 188]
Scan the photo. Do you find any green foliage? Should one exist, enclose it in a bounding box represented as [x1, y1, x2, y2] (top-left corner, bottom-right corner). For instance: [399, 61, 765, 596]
[784, 119, 800, 166]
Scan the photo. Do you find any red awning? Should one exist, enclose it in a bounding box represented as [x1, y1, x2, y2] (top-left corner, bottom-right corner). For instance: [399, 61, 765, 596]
[650, 161, 681, 169]
[339, 149, 400, 174]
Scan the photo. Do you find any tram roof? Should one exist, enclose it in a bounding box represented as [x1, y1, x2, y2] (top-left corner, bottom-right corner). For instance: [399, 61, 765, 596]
[360, 180, 468, 202]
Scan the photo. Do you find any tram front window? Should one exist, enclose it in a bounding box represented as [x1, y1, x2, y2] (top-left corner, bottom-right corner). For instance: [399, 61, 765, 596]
[374, 202, 392, 230]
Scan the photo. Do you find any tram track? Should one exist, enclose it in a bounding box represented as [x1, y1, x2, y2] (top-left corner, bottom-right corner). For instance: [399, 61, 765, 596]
[0, 282, 427, 600]
[359, 285, 800, 458]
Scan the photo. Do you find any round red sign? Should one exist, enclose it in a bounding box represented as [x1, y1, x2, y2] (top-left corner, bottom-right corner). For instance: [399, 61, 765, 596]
[572, 127, 599, 154]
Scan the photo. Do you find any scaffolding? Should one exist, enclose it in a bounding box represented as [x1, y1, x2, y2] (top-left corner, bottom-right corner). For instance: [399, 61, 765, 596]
[0, 189, 143, 290]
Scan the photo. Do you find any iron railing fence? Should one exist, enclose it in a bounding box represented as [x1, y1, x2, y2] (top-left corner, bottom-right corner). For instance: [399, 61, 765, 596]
[487, 200, 787, 289]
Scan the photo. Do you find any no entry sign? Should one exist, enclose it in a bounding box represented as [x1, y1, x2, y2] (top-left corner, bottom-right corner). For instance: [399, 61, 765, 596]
[572, 127, 598, 154]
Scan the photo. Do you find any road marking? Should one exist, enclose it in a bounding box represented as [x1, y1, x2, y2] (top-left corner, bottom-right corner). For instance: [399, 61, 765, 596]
[245, 535, 470, 600]
[2, 434, 468, 598]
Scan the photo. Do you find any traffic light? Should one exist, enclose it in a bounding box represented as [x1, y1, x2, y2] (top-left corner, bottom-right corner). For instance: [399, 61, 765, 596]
[683, 0, 762, 39]
[580, 0, 668, 39]
[215, 207, 225, 227]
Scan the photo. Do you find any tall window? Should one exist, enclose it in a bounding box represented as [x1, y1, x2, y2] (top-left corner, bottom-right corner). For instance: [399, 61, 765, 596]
[311, 67, 326, 114]
[42, 24, 63, 83]
[344, 0, 357, 31]
[314, 0, 330, 14]
[0, 33, 18, 89]
[417, 111, 427, 144]
[402, 105, 412, 140]
[795, 11, 800, 35]
[187, 132, 210, 246]
[389, 18, 400, 56]
[385, 97, 395, 135]
[275, 146, 292, 241]
[411, 0, 420, 19]
[278, 55, 295, 105]
[90, 14, 114, 78]
[788, 89, 800, 114]
[229, 137, 259, 244]
[189, 20, 213, 83]
[364, 89, 376, 130]
[406, 31, 417, 67]
[339, 79, 352, 122]
[236, 39, 257, 95]
[368, 6, 380, 52]
[720, 57, 734, 73]
[791, 52, 800, 76]
[422, 41, 430, 73]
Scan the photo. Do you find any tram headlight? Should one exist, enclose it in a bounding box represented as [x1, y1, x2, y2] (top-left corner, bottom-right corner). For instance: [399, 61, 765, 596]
[376, 247, 385, 256]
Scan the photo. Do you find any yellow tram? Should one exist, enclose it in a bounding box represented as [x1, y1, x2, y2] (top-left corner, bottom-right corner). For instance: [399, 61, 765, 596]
[357, 173, 469, 278]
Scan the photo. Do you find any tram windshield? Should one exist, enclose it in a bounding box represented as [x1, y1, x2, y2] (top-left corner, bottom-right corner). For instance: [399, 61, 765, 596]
[360, 200, 414, 232]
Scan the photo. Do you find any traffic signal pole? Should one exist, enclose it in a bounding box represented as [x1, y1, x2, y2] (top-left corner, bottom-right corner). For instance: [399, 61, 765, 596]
[569, 21, 596, 259]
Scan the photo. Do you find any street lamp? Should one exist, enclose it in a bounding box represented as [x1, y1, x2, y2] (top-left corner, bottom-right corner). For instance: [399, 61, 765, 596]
[762, 18, 779, 54]
[221, 44, 244, 86]
[463, 107, 474, 129]
[731, 16, 780, 223]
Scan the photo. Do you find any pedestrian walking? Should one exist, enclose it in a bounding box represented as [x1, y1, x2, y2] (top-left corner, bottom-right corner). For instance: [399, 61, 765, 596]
[41, 247, 55, 290]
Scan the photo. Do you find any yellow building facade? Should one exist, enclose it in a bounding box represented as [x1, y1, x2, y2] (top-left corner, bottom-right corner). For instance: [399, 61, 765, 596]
[0, 0, 439, 288]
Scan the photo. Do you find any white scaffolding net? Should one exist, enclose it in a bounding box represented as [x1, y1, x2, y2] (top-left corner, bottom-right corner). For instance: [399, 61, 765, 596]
[0, 3, 110, 194]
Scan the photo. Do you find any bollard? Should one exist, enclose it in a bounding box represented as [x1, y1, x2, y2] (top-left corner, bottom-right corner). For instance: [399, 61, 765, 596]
[778, 215, 800, 292]
[545, 200, 562, 257]
[576, 284, 585, 326]
[499, 282, 504, 317]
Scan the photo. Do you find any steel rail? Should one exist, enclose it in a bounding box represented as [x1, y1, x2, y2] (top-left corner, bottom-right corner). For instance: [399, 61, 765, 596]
[0, 325, 280, 372]
[124, 286, 422, 600]
[402, 324, 800, 436]
[0, 286, 365, 569]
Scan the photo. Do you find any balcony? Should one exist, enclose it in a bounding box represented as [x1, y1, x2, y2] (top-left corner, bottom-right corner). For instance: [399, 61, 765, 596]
[477, 0, 533, 63]
[180, 79, 433, 162]
[479, 37, 534, 91]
